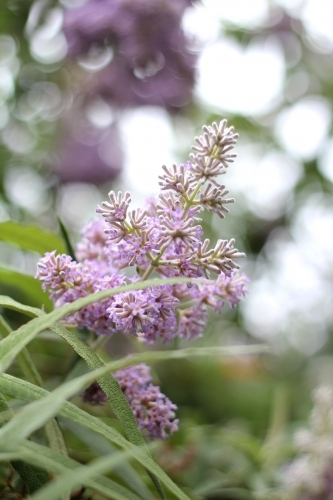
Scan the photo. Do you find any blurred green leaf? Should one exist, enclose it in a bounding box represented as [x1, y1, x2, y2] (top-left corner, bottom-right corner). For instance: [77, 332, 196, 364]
[28, 445, 136, 500]
[0, 294, 41, 318]
[220, 430, 263, 465]
[0, 315, 68, 460]
[0, 314, 43, 386]
[0, 265, 52, 310]
[99, 344, 269, 371]
[0, 355, 152, 452]
[17, 440, 141, 500]
[57, 216, 76, 260]
[0, 221, 66, 254]
[64, 420, 155, 500]
[0, 374, 191, 500]
[0, 292, 166, 498]
[0, 393, 50, 494]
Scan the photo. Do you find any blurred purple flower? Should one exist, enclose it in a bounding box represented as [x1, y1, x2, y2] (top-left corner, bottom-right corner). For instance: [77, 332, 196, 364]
[63, 0, 197, 109]
[54, 114, 123, 184]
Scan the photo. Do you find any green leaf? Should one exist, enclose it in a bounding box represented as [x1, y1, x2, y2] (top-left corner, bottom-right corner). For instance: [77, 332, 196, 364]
[0, 295, 41, 318]
[18, 440, 142, 500]
[57, 216, 76, 260]
[0, 374, 191, 500]
[0, 278, 197, 500]
[10, 461, 50, 495]
[28, 445, 134, 500]
[63, 419, 154, 500]
[0, 315, 68, 460]
[0, 355, 171, 499]
[50, 323, 154, 446]
[0, 221, 67, 254]
[0, 393, 50, 494]
[0, 291, 168, 499]
[45, 418, 69, 456]
[0, 314, 43, 387]
[0, 265, 52, 310]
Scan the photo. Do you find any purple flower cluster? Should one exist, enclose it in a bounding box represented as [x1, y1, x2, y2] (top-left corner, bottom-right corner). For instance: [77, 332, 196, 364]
[36, 119, 249, 342]
[36, 248, 126, 335]
[62, 0, 196, 109]
[37, 118, 248, 441]
[82, 364, 178, 439]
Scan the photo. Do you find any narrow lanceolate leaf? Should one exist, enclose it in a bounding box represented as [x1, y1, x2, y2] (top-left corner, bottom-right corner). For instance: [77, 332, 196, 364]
[0, 295, 41, 318]
[0, 298, 160, 490]
[0, 314, 43, 387]
[57, 216, 76, 260]
[0, 356, 166, 499]
[0, 374, 191, 500]
[0, 266, 52, 310]
[29, 448, 134, 500]
[0, 315, 68, 459]
[0, 357, 165, 499]
[0, 280, 195, 500]
[0, 292, 171, 500]
[0, 393, 50, 494]
[18, 440, 142, 500]
[0, 221, 67, 254]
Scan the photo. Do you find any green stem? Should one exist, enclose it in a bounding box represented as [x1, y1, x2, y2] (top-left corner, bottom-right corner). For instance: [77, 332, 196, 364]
[140, 243, 169, 281]
[141, 171, 206, 281]
[183, 178, 204, 212]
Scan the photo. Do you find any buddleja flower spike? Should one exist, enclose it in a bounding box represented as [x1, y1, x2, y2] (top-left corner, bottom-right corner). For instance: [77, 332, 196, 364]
[36, 119, 249, 438]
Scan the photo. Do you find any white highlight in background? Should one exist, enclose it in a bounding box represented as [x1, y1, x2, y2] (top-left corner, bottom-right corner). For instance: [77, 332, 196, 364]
[119, 107, 176, 199]
[275, 97, 331, 161]
[197, 37, 284, 116]
[302, 0, 333, 51]
[202, 0, 268, 28]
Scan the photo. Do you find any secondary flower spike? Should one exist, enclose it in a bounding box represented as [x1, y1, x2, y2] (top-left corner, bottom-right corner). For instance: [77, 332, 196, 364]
[82, 364, 178, 439]
[36, 119, 249, 344]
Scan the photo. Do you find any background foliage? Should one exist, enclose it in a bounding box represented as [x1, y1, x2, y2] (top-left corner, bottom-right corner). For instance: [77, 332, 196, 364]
[0, 0, 333, 499]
